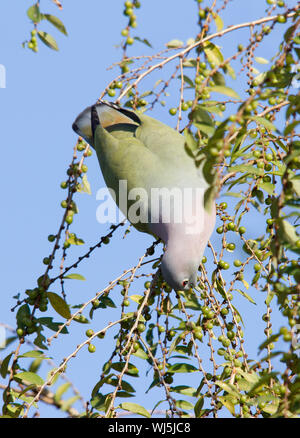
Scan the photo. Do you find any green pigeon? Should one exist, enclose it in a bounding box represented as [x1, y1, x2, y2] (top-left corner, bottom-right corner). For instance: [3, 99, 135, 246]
[72, 101, 216, 291]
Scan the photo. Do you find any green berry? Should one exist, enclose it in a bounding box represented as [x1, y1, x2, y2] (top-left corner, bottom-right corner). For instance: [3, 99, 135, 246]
[227, 222, 236, 231]
[86, 329, 94, 337]
[221, 308, 229, 316]
[220, 202, 227, 209]
[239, 226, 246, 235]
[121, 28, 129, 36]
[277, 15, 287, 23]
[126, 37, 134, 45]
[16, 328, 24, 337]
[181, 102, 189, 111]
[216, 226, 224, 234]
[60, 181, 68, 189]
[227, 243, 236, 252]
[88, 344, 96, 353]
[234, 260, 242, 267]
[65, 215, 73, 225]
[137, 323, 146, 333]
[107, 88, 116, 97]
[169, 108, 177, 116]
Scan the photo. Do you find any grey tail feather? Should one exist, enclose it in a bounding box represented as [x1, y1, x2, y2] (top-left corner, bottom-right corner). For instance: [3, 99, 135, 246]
[91, 105, 100, 139]
[98, 99, 141, 125]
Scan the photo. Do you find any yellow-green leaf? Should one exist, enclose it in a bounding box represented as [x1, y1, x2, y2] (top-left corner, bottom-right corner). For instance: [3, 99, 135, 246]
[119, 402, 150, 418]
[47, 292, 71, 319]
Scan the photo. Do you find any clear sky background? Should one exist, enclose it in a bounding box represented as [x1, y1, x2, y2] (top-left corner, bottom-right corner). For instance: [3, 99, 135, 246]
[0, 0, 297, 418]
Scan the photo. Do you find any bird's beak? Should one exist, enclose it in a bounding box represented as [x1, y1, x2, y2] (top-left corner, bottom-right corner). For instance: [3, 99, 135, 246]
[91, 105, 100, 139]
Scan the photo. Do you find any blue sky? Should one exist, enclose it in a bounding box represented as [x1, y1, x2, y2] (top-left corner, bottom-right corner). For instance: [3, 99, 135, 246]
[0, 0, 296, 417]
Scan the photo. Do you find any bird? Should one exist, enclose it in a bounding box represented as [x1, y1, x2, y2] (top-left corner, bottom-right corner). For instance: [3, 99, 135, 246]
[72, 100, 216, 291]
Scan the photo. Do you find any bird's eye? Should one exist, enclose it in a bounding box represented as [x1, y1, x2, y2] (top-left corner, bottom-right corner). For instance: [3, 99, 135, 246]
[182, 280, 189, 287]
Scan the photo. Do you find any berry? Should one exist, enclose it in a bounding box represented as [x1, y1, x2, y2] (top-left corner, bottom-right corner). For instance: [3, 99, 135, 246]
[234, 260, 242, 267]
[60, 181, 68, 189]
[169, 108, 177, 116]
[239, 226, 246, 235]
[88, 344, 96, 353]
[126, 37, 134, 45]
[86, 329, 94, 337]
[16, 328, 24, 337]
[107, 88, 116, 97]
[227, 243, 236, 251]
[277, 15, 287, 23]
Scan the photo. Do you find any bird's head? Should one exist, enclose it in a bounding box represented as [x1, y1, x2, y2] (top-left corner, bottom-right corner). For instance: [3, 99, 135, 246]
[160, 247, 199, 291]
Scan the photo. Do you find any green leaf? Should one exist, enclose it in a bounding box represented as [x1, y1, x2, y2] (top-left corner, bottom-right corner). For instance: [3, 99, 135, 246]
[175, 400, 194, 410]
[54, 382, 71, 404]
[203, 41, 224, 66]
[19, 350, 49, 359]
[284, 121, 300, 136]
[134, 36, 152, 48]
[119, 402, 150, 418]
[228, 164, 264, 177]
[63, 273, 86, 280]
[233, 289, 256, 305]
[66, 234, 84, 245]
[27, 5, 41, 23]
[258, 182, 275, 195]
[250, 116, 276, 132]
[37, 31, 59, 51]
[37, 317, 68, 333]
[16, 304, 31, 329]
[189, 106, 214, 136]
[111, 362, 139, 376]
[47, 292, 71, 319]
[171, 386, 197, 397]
[208, 85, 240, 99]
[194, 396, 204, 417]
[212, 12, 224, 31]
[167, 363, 198, 373]
[255, 57, 269, 64]
[278, 219, 299, 246]
[0, 353, 13, 378]
[129, 294, 144, 304]
[60, 396, 80, 411]
[77, 174, 91, 195]
[166, 39, 184, 48]
[15, 372, 44, 386]
[43, 14, 68, 35]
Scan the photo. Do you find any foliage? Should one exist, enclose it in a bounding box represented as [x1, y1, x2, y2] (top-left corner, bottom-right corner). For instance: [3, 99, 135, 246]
[1, 0, 300, 419]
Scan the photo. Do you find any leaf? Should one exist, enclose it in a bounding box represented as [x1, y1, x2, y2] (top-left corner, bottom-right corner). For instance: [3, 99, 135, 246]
[189, 106, 214, 136]
[258, 182, 275, 195]
[43, 14, 68, 35]
[66, 233, 84, 245]
[54, 382, 71, 404]
[134, 36, 152, 48]
[47, 292, 71, 319]
[212, 12, 223, 31]
[234, 289, 256, 305]
[0, 353, 13, 378]
[37, 31, 59, 51]
[37, 317, 68, 334]
[77, 174, 91, 195]
[166, 39, 184, 48]
[119, 402, 150, 418]
[27, 5, 41, 23]
[175, 400, 194, 410]
[19, 350, 49, 359]
[171, 386, 197, 397]
[60, 396, 80, 411]
[16, 304, 31, 329]
[250, 116, 276, 132]
[278, 219, 299, 245]
[15, 372, 44, 386]
[129, 294, 144, 304]
[208, 85, 240, 99]
[228, 164, 264, 177]
[194, 396, 204, 417]
[167, 363, 198, 373]
[63, 273, 86, 280]
[111, 362, 139, 376]
[203, 41, 224, 66]
[255, 57, 269, 64]
[284, 121, 300, 136]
